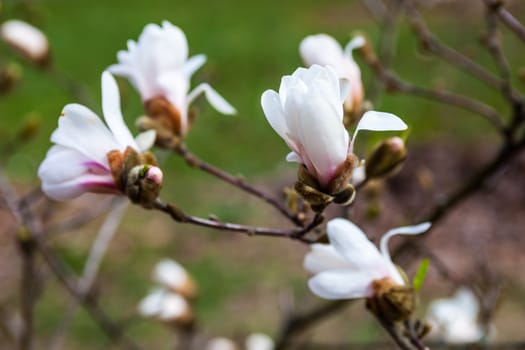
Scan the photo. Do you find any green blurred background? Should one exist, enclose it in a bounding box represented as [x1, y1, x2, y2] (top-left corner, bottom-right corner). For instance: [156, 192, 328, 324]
[1, 0, 524, 348]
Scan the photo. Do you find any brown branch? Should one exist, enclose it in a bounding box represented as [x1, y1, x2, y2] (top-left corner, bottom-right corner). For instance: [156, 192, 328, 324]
[33, 236, 141, 350]
[173, 143, 305, 226]
[361, 43, 505, 130]
[393, 136, 525, 262]
[17, 237, 36, 350]
[0, 170, 141, 350]
[153, 199, 321, 243]
[484, 0, 525, 45]
[402, 0, 502, 90]
[275, 300, 351, 350]
[483, 1, 521, 103]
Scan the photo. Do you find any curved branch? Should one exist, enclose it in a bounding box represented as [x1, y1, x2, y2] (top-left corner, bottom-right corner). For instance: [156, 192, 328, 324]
[174, 143, 305, 226]
[153, 199, 322, 243]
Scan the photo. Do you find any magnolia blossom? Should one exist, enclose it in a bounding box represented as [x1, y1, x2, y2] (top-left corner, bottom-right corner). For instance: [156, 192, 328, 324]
[426, 288, 487, 343]
[153, 258, 196, 299]
[138, 287, 192, 323]
[300, 34, 365, 112]
[205, 338, 238, 350]
[109, 21, 235, 135]
[304, 218, 431, 299]
[0, 19, 49, 64]
[261, 64, 406, 188]
[245, 333, 274, 350]
[38, 71, 158, 201]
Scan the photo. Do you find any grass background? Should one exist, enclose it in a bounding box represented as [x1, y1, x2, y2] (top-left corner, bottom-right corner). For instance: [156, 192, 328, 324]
[1, 0, 524, 348]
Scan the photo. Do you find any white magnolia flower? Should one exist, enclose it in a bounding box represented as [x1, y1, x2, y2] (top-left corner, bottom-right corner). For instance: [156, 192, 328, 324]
[109, 21, 236, 135]
[205, 337, 238, 350]
[261, 64, 406, 188]
[38, 71, 158, 201]
[0, 19, 49, 64]
[300, 34, 365, 113]
[153, 258, 196, 298]
[138, 287, 191, 323]
[304, 218, 431, 299]
[245, 333, 274, 350]
[426, 288, 487, 343]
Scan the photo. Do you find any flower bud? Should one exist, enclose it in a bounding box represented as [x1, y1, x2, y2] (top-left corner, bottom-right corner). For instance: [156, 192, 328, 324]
[16, 114, 41, 141]
[294, 154, 358, 212]
[125, 165, 163, 208]
[138, 288, 194, 328]
[205, 337, 239, 350]
[0, 20, 50, 67]
[153, 259, 197, 300]
[245, 333, 274, 350]
[366, 277, 416, 322]
[136, 115, 180, 149]
[365, 137, 407, 179]
[0, 62, 22, 94]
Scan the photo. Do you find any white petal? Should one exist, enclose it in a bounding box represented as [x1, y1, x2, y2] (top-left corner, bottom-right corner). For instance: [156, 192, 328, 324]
[138, 288, 166, 317]
[286, 90, 348, 187]
[452, 288, 480, 321]
[308, 269, 373, 299]
[339, 78, 351, 104]
[153, 259, 188, 291]
[343, 35, 366, 57]
[351, 111, 408, 149]
[187, 83, 236, 115]
[38, 146, 94, 184]
[51, 104, 120, 165]
[158, 293, 190, 321]
[285, 151, 302, 163]
[0, 20, 49, 62]
[205, 338, 237, 350]
[299, 34, 344, 68]
[245, 333, 274, 350]
[182, 54, 206, 76]
[101, 71, 137, 149]
[304, 243, 349, 274]
[379, 222, 431, 261]
[261, 90, 288, 141]
[41, 173, 117, 201]
[327, 218, 388, 278]
[135, 130, 156, 151]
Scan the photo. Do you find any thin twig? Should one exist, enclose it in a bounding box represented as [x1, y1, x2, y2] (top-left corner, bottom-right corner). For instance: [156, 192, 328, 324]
[402, 0, 502, 90]
[33, 235, 142, 350]
[275, 300, 351, 350]
[0, 170, 140, 350]
[484, 0, 525, 45]
[43, 199, 114, 238]
[394, 138, 525, 261]
[153, 199, 321, 243]
[49, 198, 129, 350]
[0, 170, 38, 350]
[360, 44, 505, 130]
[174, 143, 305, 226]
[365, 0, 403, 104]
[483, 2, 520, 103]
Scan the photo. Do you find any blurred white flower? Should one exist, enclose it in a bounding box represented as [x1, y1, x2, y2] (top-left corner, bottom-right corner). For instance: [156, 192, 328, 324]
[245, 333, 274, 350]
[109, 21, 235, 136]
[0, 19, 49, 65]
[300, 34, 365, 113]
[426, 288, 488, 343]
[38, 71, 158, 201]
[153, 258, 197, 299]
[304, 218, 431, 299]
[205, 337, 238, 350]
[261, 64, 406, 188]
[138, 287, 192, 324]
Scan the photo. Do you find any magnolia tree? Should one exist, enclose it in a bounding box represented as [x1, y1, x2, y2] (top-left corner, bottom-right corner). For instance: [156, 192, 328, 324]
[1, 1, 524, 349]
